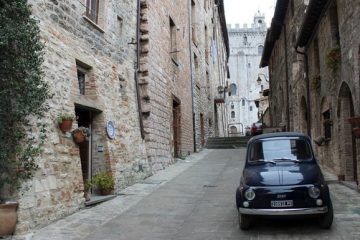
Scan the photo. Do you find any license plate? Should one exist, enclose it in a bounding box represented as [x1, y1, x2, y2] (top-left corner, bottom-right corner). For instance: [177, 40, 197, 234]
[271, 200, 293, 208]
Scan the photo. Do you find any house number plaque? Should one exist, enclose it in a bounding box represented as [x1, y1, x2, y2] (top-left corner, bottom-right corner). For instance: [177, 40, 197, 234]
[106, 121, 116, 139]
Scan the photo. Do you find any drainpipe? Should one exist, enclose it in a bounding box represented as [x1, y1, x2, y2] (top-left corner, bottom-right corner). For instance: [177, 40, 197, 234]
[283, 24, 290, 131]
[188, 0, 196, 152]
[295, 46, 311, 138]
[135, 0, 145, 139]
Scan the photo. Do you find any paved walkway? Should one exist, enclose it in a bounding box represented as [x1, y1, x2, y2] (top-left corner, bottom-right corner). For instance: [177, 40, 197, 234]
[12, 149, 360, 240]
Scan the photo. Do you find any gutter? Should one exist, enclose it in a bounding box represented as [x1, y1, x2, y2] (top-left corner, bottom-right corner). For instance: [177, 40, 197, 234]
[283, 24, 290, 131]
[295, 47, 311, 138]
[135, 0, 145, 139]
[188, 0, 196, 152]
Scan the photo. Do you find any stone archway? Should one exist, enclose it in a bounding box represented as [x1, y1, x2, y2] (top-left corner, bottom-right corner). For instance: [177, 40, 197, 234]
[337, 82, 357, 183]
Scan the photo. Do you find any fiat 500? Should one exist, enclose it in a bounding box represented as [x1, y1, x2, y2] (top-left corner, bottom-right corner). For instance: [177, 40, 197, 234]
[236, 132, 333, 230]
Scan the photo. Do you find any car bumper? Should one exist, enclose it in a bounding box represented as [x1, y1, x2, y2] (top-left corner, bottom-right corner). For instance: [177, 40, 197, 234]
[239, 206, 328, 216]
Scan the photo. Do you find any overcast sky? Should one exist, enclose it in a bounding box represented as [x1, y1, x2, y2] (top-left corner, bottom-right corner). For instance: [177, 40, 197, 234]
[224, 0, 276, 27]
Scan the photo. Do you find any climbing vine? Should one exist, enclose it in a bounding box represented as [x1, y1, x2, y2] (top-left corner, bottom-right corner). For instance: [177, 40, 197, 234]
[0, 0, 50, 197]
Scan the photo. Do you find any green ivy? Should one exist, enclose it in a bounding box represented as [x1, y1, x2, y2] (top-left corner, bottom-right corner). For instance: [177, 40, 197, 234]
[0, 0, 50, 199]
[325, 45, 341, 74]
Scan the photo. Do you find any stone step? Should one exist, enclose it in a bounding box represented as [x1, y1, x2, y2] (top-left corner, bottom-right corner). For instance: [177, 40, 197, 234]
[205, 136, 250, 149]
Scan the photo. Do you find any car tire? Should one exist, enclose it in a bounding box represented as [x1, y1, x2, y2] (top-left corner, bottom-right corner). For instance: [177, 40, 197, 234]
[238, 210, 251, 230]
[320, 201, 333, 229]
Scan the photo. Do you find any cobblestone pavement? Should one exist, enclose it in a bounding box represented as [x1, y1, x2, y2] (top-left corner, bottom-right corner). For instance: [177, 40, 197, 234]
[26, 149, 360, 240]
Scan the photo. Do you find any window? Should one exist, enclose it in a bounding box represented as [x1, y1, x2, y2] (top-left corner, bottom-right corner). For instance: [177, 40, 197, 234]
[205, 25, 209, 63]
[170, 17, 177, 62]
[231, 111, 235, 118]
[258, 45, 264, 55]
[76, 60, 92, 95]
[229, 83, 237, 96]
[86, 0, 99, 23]
[250, 106, 253, 111]
[243, 35, 248, 45]
[242, 99, 245, 106]
[231, 103, 234, 109]
[77, 68, 86, 95]
[191, 0, 197, 44]
[117, 16, 123, 36]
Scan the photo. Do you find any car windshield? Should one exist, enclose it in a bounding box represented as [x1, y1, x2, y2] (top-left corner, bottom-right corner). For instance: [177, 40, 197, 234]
[249, 138, 312, 162]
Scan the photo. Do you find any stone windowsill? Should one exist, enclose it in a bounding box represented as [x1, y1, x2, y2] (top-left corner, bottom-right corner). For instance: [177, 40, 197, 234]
[82, 15, 105, 33]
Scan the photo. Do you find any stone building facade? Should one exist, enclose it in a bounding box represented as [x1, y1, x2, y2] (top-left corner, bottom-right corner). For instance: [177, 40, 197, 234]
[261, 0, 360, 188]
[12, 0, 229, 235]
[227, 12, 269, 136]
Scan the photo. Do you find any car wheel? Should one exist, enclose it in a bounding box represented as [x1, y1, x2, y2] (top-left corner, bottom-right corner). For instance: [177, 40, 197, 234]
[320, 200, 333, 229]
[238, 210, 251, 230]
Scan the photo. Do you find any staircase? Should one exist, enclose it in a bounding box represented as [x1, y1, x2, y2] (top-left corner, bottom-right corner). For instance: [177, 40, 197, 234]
[205, 136, 251, 149]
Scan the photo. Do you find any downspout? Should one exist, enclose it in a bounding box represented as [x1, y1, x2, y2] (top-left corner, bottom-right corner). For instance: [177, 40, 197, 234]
[283, 24, 290, 131]
[295, 46, 311, 137]
[188, 0, 196, 152]
[135, 0, 145, 139]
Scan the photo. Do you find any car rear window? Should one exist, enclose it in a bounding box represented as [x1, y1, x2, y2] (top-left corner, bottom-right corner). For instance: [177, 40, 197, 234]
[249, 138, 312, 161]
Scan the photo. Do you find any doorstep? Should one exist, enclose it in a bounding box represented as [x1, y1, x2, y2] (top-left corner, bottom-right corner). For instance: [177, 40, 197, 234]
[84, 194, 116, 207]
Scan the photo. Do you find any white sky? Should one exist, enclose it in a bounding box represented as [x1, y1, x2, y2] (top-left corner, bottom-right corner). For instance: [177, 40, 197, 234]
[224, 0, 276, 27]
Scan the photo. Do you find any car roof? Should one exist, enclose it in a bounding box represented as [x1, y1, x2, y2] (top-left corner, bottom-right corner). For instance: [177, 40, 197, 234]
[248, 132, 309, 143]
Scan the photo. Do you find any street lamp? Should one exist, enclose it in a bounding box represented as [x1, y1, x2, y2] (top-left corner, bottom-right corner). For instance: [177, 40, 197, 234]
[256, 73, 269, 85]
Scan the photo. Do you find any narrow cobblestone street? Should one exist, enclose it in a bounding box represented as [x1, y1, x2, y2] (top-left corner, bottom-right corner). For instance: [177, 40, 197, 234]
[31, 149, 360, 240]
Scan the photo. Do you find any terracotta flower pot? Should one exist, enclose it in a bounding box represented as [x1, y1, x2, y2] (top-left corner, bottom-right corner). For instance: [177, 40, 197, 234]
[0, 202, 18, 236]
[73, 130, 86, 143]
[348, 116, 360, 128]
[353, 128, 360, 138]
[58, 120, 73, 133]
[100, 188, 113, 196]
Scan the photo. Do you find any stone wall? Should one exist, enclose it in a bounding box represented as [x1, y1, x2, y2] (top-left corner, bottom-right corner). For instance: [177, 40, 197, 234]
[17, 0, 150, 233]
[265, 0, 360, 186]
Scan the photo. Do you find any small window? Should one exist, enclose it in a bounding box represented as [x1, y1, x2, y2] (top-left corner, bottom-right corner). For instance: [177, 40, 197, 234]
[77, 69, 86, 95]
[76, 60, 92, 95]
[230, 83, 237, 96]
[242, 99, 245, 106]
[243, 35, 248, 45]
[170, 17, 177, 62]
[231, 103, 234, 109]
[86, 0, 99, 23]
[258, 45, 264, 55]
[250, 106, 253, 111]
[231, 111, 235, 118]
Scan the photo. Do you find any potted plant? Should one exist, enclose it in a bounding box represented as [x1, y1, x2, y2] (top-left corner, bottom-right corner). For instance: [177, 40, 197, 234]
[57, 113, 74, 133]
[325, 45, 341, 74]
[93, 172, 115, 196]
[72, 127, 91, 143]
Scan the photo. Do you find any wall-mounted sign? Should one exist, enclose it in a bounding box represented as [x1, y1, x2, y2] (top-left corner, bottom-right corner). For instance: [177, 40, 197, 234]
[106, 121, 115, 139]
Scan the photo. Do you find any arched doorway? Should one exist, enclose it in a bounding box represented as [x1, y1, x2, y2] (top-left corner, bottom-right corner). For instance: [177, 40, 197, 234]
[230, 126, 237, 134]
[337, 82, 357, 183]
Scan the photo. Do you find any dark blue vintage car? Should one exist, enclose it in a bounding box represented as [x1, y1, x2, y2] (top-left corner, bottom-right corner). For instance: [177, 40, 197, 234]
[236, 132, 333, 229]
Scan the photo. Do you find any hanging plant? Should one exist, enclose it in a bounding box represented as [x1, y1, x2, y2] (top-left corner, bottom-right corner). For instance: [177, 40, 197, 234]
[72, 127, 91, 143]
[325, 45, 341, 74]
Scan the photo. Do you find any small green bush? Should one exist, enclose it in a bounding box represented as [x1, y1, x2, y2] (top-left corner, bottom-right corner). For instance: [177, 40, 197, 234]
[93, 172, 115, 190]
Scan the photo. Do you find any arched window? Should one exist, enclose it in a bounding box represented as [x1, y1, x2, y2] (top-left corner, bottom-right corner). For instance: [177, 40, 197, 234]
[231, 111, 235, 118]
[258, 45, 264, 55]
[229, 83, 237, 96]
[231, 103, 234, 109]
[242, 99, 245, 106]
